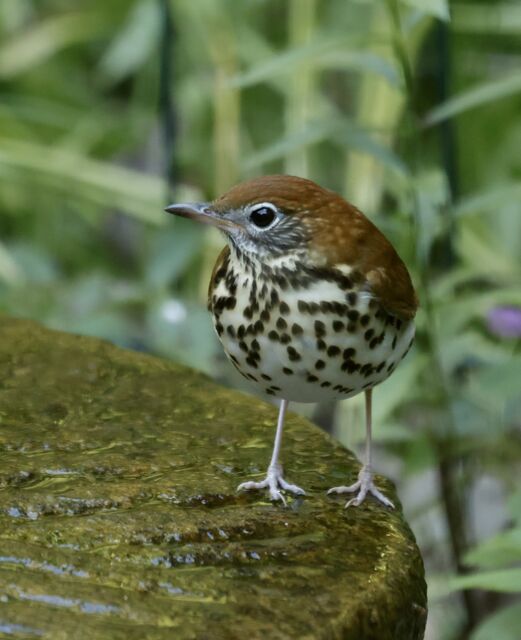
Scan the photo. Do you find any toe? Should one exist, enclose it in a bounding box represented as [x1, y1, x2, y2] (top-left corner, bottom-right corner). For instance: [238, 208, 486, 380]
[269, 487, 287, 505]
[327, 482, 360, 496]
[237, 479, 267, 492]
[369, 485, 395, 508]
[278, 478, 306, 495]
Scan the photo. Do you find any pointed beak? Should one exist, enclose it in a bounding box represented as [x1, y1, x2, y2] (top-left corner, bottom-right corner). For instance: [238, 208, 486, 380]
[164, 202, 238, 231]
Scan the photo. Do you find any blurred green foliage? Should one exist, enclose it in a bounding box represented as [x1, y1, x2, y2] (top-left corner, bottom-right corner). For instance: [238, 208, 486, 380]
[1, 1, 520, 638]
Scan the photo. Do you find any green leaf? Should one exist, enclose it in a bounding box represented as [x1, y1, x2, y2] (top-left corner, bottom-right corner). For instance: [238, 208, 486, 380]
[469, 359, 521, 413]
[99, 0, 160, 83]
[425, 71, 521, 125]
[0, 138, 164, 224]
[448, 568, 521, 593]
[464, 527, 521, 569]
[244, 118, 407, 174]
[145, 221, 202, 288]
[0, 12, 105, 78]
[453, 3, 521, 36]
[400, 0, 450, 21]
[230, 39, 400, 88]
[0, 241, 24, 286]
[472, 602, 521, 640]
[373, 353, 427, 425]
[453, 182, 521, 218]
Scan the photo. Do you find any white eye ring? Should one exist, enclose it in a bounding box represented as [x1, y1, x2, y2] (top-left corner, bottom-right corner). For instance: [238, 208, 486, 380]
[248, 202, 279, 230]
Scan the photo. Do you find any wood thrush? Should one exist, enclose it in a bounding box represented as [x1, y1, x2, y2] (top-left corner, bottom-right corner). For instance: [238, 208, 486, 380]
[166, 175, 418, 508]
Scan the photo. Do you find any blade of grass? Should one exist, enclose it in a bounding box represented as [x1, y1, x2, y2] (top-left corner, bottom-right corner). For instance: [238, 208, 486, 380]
[425, 71, 521, 125]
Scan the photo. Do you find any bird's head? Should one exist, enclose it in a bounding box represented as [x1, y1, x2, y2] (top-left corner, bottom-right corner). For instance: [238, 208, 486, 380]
[166, 174, 418, 319]
[165, 175, 359, 266]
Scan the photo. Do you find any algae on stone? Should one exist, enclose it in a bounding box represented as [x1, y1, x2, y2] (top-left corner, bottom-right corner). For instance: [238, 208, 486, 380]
[0, 318, 426, 639]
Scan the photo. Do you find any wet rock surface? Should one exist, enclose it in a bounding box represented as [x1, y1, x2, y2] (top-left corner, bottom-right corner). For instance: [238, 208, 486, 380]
[0, 318, 426, 639]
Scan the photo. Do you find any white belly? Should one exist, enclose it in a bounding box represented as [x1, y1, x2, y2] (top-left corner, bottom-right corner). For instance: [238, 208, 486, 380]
[211, 261, 414, 403]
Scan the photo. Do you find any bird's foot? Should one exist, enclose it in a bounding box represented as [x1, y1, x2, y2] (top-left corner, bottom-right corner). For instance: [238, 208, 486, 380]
[327, 466, 394, 509]
[237, 462, 305, 506]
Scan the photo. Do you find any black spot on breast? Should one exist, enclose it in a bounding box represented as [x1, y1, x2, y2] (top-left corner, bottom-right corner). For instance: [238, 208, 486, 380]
[254, 320, 264, 333]
[291, 323, 303, 336]
[392, 336, 397, 349]
[239, 341, 248, 352]
[261, 308, 271, 323]
[315, 359, 325, 370]
[270, 289, 279, 305]
[261, 373, 272, 381]
[364, 329, 374, 341]
[245, 356, 258, 368]
[230, 354, 239, 364]
[226, 325, 235, 338]
[287, 346, 301, 361]
[274, 275, 288, 290]
[333, 320, 344, 332]
[216, 322, 224, 336]
[316, 339, 327, 351]
[307, 374, 319, 383]
[297, 300, 309, 313]
[321, 381, 331, 388]
[347, 322, 356, 332]
[347, 292, 357, 306]
[347, 309, 359, 322]
[251, 339, 260, 351]
[268, 330, 279, 341]
[338, 275, 353, 290]
[283, 367, 293, 375]
[237, 325, 246, 339]
[308, 302, 319, 314]
[396, 319, 403, 330]
[320, 301, 332, 313]
[360, 314, 370, 327]
[342, 360, 360, 374]
[279, 301, 290, 315]
[327, 345, 341, 357]
[375, 362, 386, 373]
[343, 347, 356, 359]
[360, 364, 374, 378]
[246, 373, 257, 381]
[280, 333, 291, 344]
[276, 317, 287, 330]
[314, 320, 326, 337]
[212, 265, 227, 288]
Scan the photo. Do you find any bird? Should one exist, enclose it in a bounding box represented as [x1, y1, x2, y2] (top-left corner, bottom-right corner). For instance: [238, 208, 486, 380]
[165, 175, 418, 508]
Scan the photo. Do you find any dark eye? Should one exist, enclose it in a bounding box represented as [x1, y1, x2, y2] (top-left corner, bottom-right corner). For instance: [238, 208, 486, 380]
[249, 205, 276, 229]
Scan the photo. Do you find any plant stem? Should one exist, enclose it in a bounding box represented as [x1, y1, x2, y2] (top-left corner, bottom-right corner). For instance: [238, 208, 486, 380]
[284, 0, 316, 177]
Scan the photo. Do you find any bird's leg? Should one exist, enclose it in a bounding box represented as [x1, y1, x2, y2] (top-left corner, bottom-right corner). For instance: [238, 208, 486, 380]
[327, 389, 394, 508]
[237, 399, 305, 505]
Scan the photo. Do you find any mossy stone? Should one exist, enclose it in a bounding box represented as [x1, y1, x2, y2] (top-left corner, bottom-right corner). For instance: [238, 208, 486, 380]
[0, 318, 426, 639]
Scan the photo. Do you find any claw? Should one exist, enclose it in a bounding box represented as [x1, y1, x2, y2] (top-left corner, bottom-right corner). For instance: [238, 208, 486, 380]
[327, 466, 394, 509]
[237, 463, 305, 505]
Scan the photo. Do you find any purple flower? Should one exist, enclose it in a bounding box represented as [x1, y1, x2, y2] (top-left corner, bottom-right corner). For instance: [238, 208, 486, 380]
[487, 306, 521, 339]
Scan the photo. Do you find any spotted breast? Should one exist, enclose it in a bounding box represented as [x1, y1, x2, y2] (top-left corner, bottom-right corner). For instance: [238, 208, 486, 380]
[209, 245, 415, 403]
